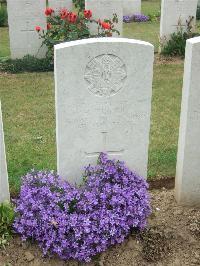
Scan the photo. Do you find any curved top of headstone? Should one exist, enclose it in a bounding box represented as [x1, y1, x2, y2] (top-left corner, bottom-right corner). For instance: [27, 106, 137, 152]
[54, 37, 154, 51]
[187, 36, 200, 44]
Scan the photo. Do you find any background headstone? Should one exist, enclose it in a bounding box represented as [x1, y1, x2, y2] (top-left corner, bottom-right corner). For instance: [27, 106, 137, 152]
[85, 0, 123, 36]
[123, 0, 141, 16]
[160, 0, 198, 42]
[175, 36, 200, 206]
[48, 0, 73, 12]
[0, 102, 10, 203]
[7, 0, 47, 59]
[55, 38, 154, 184]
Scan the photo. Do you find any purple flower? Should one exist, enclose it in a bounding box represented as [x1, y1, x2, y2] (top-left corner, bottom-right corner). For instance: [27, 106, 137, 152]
[14, 153, 151, 262]
[123, 13, 149, 23]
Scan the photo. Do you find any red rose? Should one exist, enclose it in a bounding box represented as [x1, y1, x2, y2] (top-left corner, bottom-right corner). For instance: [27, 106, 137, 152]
[68, 12, 77, 23]
[101, 22, 111, 30]
[45, 7, 54, 16]
[84, 10, 92, 19]
[47, 23, 51, 30]
[35, 26, 41, 32]
[60, 8, 68, 20]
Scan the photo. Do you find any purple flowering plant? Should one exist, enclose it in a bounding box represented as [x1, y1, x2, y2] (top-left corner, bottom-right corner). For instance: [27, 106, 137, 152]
[123, 14, 149, 23]
[14, 153, 151, 262]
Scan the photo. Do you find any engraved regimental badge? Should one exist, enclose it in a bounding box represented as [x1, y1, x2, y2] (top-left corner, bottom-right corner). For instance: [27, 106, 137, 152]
[84, 54, 127, 97]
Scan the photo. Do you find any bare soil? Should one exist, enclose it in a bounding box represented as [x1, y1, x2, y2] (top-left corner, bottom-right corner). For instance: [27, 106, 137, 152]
[0, 188, 199, 266]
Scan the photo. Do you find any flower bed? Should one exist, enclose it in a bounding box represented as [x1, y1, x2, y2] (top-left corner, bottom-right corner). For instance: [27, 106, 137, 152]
[14, 153, 151, 262]
[123, 14, 149, 23]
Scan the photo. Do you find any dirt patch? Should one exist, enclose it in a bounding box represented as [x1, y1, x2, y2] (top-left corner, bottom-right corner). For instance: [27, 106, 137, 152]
[148, 177, 175, 190]
[0, 189, 199, 266]
[154, 55, 184, 65]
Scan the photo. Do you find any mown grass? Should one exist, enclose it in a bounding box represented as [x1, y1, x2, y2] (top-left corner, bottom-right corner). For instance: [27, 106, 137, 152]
[0, 60, 184, 193]
[0, 27, 10, 58]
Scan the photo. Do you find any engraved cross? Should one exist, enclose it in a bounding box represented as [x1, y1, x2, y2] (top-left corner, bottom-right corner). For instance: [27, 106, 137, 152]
[85, 132, 124, 158]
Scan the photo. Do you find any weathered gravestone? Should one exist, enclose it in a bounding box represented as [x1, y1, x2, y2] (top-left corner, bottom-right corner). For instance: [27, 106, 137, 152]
[48, 0, 72, 12]
[0, 102, 10, 203]
[175, 37, 200, 206]
[7, 0, 46, 59]
[55, 38, 154, 184]
[123, 0, 141, 16]
[85, 0, 123, 36]
[160, 0, 198, 42]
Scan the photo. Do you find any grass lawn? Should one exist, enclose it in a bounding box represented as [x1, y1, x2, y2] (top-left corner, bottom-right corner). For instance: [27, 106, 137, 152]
[124, 0, 161, 51]
[0, 27, 10, 58]
[0, 0, 185, 194]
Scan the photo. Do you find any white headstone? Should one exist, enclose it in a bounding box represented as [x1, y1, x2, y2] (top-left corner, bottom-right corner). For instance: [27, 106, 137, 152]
[160, 0, 198, 41]
[85, 0, 123, 36]
[0, 102, 10, 203]
[48, 0, 73, 12]
[123, 0, 141, 16]
[7, 0, 47, 59]
[55, 38, 154, 184]
[175, 37, 200, 206]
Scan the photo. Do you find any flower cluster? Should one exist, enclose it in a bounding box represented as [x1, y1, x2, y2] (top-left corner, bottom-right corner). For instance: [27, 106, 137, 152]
[35, 7, 119, 59]
[14, 153, 151, 262]
[123, 14, 149, 23]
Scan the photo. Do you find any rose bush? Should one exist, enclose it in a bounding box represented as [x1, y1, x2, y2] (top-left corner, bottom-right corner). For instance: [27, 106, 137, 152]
[14, 153, 151, 262]
[35, 7, 119, 60]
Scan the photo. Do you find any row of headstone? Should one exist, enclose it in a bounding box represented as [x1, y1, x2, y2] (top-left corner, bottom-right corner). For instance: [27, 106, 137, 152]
[0, 101, 10, 203]
[160, 0, 198, 42]
[2, 36, 200, 207]
[7, 0, 142, 59]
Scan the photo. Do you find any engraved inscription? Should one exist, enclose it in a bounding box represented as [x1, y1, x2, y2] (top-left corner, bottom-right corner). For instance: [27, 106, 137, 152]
[84, 54, 127, 97]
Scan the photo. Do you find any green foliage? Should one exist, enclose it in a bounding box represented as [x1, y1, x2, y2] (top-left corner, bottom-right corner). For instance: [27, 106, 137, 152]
[0, 201, 15, 248]
[161, 31, 199, 57]
[0, 5, 7, 27]
[72, 0, 84, 11]
[161, 17, 200, 57]
[147, 10, 160, 22]
[0, 55, 53, 73]
[196, 6, 200, 20]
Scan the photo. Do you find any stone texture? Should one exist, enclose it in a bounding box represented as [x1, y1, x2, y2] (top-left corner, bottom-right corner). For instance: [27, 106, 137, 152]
[55, 38, 154, 184]
[48, 0, 72, 12]
[85, 0, 123, 36]
[0, 102, 10, 203]
[123, 0, 141, 16]
[7, 0, 47, 59]
[175, 37, 200, 206]
[160, 0, 198, 41]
